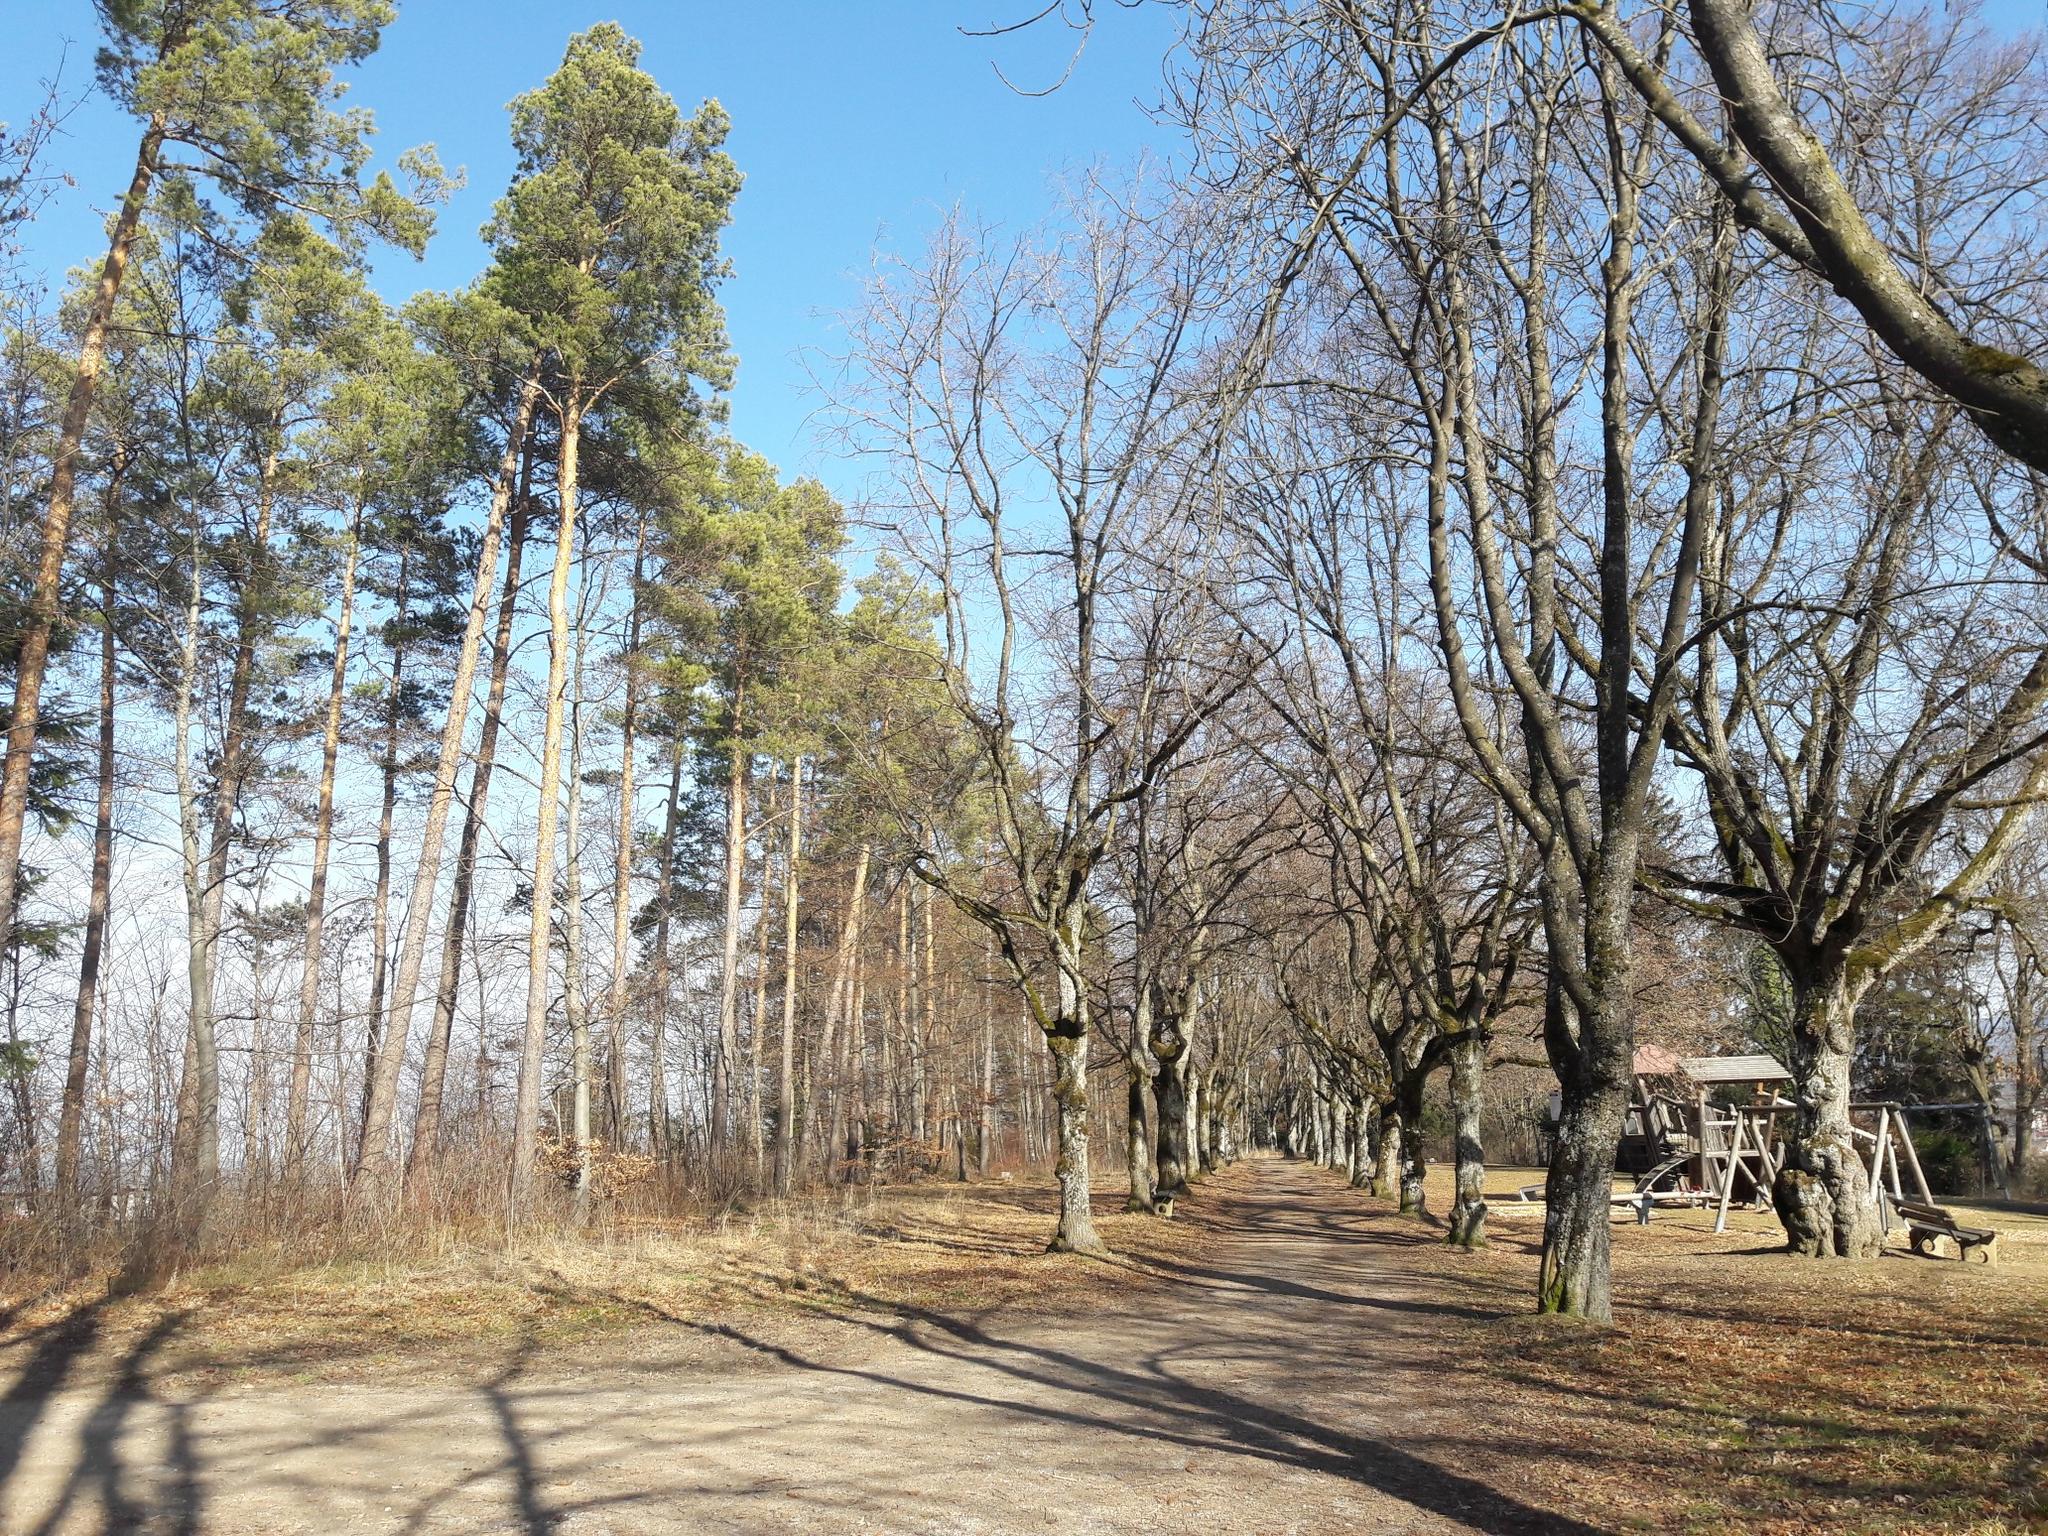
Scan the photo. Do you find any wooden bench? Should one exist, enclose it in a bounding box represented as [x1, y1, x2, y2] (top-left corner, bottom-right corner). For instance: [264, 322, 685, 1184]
[1898, 1200, 1999, 1264]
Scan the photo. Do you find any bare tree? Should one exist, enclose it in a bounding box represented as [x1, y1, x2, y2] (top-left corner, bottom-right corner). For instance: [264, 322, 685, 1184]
[1184, 1, 1733, 1316]
[1573, 0, 2048, 475]
[838, 190, 1245, 1252]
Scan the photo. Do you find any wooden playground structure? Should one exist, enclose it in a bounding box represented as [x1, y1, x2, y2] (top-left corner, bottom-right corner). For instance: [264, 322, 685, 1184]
[1616, 1047, 1936, 1236]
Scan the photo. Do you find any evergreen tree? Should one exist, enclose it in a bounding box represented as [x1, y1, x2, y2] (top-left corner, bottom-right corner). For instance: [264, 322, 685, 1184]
[0, 0, 443, 1000]
[484, 23, 738, 1210]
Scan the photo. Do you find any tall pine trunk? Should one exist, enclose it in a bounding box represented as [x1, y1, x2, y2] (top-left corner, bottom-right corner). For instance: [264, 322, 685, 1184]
[605, 521, 645, 1151]
[772, 757, 803, 1194]
[172, 438, 280, 1222]
[359, 371, 542, 1184]
[709, 724, 748, 1158]
[168, 531, 210, 1221]
[646, 740, 684, 1157]
[563, 615, 592, 1221]
[358, 555, 410, 1158]
[977, 1000, 994, 1178]
[510, 395, 582, 1216]
[55, 479, 124, 1213]
[286, 502, 362, 1183]
[0, 116, 166, 966]
[411, 439, 535, 1182]
[747, 766, 777, 1176]
[809, 842, 867, 1179]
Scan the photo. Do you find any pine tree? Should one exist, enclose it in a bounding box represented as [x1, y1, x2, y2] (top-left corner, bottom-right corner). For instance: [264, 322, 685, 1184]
[0, 0, 441, 1002]
[484, 24, 737, 1212]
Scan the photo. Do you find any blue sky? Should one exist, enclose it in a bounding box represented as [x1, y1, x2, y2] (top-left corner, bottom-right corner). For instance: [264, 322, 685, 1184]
[6, 0, 2045, 497]
[2, 3, 1182, 487]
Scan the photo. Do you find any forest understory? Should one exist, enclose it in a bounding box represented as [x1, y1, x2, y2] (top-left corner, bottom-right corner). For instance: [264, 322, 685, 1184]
[0, 1156, 2040, 1536]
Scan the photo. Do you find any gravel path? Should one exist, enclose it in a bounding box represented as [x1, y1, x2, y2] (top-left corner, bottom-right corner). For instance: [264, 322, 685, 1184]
[0, 1156, 1596, 1535]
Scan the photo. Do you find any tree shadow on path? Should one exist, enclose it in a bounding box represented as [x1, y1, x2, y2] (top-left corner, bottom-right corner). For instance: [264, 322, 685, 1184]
[595, 1280, 1608, 1536]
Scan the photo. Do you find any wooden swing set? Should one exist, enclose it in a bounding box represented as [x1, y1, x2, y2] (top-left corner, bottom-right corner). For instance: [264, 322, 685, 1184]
[1618, 1047, 1934, 1234]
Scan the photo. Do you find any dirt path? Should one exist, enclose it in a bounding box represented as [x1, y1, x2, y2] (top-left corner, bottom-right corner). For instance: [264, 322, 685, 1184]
[0, 1156, 1590, 1536]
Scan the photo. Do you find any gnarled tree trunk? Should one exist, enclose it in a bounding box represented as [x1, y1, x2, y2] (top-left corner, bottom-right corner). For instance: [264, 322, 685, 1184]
[1150, 1045, 1190, 1199]
[1395, 1071, 1428, 1216]
[1124, 1054, 1153, 1213]
[1371, 1098, 1400, 1199]
[1447, 1030, 1487, 1247]
[1046, 1014, 1103, 1254]
[1774, 971, 1882, 1259]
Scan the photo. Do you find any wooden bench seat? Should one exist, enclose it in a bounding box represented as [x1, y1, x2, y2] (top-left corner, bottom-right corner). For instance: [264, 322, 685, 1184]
[1897, 1200, 1999, 1264]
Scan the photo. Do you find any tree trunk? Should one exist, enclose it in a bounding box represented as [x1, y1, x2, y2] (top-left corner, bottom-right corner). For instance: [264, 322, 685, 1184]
[893, 885, 912, 1146]
[1538, 1073, 1624, 1321]
[606, 518, 646, 1152]
[360, 369, 542, 1185]
[773, 757, 803, 1194]
[1397, 1073, 1428, 1216]
[1447, 1030, 1487, 1247]
[1124, 1055, 1153, 1213]
[919, 884, 937, 1146]
[977, 1001, 994, 1178]
[168, 536, 213, 1225]
[1209, 1075, 1231, 1167]
[1151, 1047, 1189, 1198]
[0, 117, 164, 966]
[286, 503, 361, 1185]
[564, 638, 592, 1223]
[172, 436, 279, 1221]
[412, 441, 535, 1181]
[510, 395, 583, 1216]
[709, 732, 748, 1158]
[1536, 941, 1634, 1320]
[359, 557, 409, 1160]
[747, 765, 777, 1177]
[810, 842, 868, 1179]
[55, 498, 123, 1213]
[1348, 1096, 1372, 1188]
[1371, 1099, 1400, 1199]
[647, 740, 683, 1158]
[1774, 971, 1883, 1259]
[1045, 1019, 1104, 1254]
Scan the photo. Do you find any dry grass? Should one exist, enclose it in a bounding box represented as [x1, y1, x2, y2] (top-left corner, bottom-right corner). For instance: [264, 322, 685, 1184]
[1393, 1165, 2048, 1535]
[0, 1171, 1211, 1388]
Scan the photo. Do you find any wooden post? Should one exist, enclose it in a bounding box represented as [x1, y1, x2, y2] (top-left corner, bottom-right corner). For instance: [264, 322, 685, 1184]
[1748, 1108, 1779, 1199]
[1714, 1110, 1748, 1234]
[1693, 1087, 1710, 1189]
[1894, 1114, 1933, 1202]
[1868, 1107, 1890, 1210]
